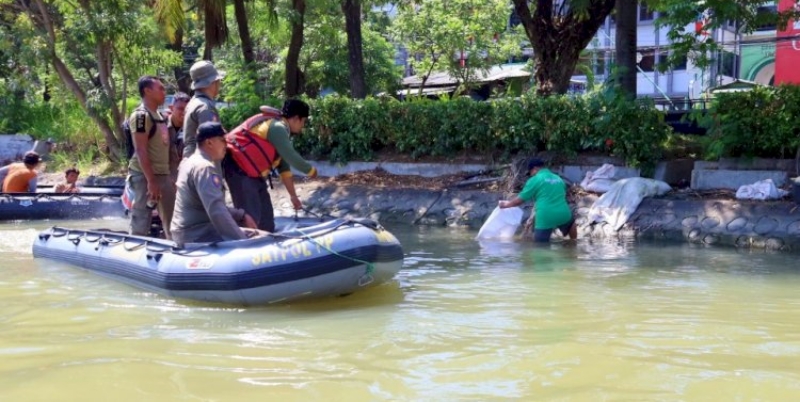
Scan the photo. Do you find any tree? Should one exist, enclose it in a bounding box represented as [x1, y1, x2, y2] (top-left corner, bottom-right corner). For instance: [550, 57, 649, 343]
[391, 0, 522, 94]
[285, 0, 307, 97]
[342, 0, 367, 98]
[615, 0, 638, 99]
[511, 0, 616, 96]
[11, 0, 180, 162]
[233, 0, 255, 65]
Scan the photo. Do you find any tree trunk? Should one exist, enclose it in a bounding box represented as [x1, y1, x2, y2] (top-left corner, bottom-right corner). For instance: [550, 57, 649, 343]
[615, 0, 638, 99]
[169, 28, 191, 94]
[342, 0, 367, 98]
[512, 0, 616, 96]
[233, 0, 255, 65]
[285, 0, 306, 98]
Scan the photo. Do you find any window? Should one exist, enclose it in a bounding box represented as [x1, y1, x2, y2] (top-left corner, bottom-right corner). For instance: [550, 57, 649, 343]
[639, 51, 656, 72]
[754, 5, 777, 31]
[673, 53, 688, 70]
[719, 51, 739, 77]
[638, 3, 655, 22]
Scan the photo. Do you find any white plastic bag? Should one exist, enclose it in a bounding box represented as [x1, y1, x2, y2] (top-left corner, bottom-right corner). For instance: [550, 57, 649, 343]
[580, 163, 617, 194]
[735, 179, 789, 200]
[475, 206, 523, 240]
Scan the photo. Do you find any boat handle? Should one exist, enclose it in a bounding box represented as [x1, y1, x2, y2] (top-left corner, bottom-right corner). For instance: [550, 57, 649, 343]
[146, 252, 163, 263]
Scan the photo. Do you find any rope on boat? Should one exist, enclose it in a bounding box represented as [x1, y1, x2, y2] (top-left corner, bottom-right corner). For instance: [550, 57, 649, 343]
[294, 225, 376, 287]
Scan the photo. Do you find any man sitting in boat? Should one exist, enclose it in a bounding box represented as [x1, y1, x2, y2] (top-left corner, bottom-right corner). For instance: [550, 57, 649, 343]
[54, 167, 80, 193]
[171, 122, 258, 246]
[0, 151, 41, 193]
[222, 99, 318, 232]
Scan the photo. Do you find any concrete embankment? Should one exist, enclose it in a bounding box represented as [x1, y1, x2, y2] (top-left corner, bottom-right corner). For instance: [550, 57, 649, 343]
[276, 181, 800, 252]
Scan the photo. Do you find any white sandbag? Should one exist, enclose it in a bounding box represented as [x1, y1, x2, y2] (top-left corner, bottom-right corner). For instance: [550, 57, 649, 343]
[735, 179, 789, 200]
[586, 177, 671, 231]
[580, 163, 617, 194]
[475, 206, 523, 240]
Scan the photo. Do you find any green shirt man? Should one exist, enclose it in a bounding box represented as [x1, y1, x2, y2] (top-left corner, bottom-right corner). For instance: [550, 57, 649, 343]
[499, 159, 576, 243]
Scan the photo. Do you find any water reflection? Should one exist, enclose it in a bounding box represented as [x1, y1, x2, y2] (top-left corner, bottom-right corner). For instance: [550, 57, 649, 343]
[2, 220, 800, 400]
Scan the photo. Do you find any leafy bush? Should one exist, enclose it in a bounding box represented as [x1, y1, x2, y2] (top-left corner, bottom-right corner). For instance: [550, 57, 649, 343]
[297, 92, 672, 169]
[693, 85, 800, 160]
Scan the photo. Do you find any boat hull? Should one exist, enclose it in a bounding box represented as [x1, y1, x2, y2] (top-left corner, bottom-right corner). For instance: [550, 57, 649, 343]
[32, 219, 404, 305]
[0, 193, 126, 221]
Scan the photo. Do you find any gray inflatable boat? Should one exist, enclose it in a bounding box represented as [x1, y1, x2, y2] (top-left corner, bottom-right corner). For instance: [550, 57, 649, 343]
[32, 218, 404, 305]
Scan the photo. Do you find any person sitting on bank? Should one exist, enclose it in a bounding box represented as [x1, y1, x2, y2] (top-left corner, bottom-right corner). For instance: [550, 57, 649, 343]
[498, 158, 577, 243]
[1, 151, 41, 193]
[222, 99, 318, 233]
[54, 167, 81, 193]
[171, 122, 257, 247]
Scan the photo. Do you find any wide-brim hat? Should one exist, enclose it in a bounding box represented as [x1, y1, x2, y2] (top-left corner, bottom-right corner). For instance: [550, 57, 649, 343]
[190, 60, 225, 90]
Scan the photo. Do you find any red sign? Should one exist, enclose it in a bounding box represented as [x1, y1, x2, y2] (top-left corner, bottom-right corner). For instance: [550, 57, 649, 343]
[775, 0, 800, 84]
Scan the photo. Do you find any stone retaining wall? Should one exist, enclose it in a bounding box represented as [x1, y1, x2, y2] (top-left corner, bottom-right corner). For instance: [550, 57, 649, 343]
[278, 182, 800, 252]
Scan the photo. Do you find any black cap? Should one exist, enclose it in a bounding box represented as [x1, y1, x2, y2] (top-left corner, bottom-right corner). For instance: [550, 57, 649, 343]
[197, 122, 225, 143]
[23, 151, 40, 166]
[281, 99, 310, 119]
[527, 158, 545, 171]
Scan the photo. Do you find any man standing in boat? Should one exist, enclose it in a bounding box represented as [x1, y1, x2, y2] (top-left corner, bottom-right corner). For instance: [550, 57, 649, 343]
[171, 122, 257, 246]
[127, 75, 176, 240]
[0, 151, 40, 193]
[182, 61, 224, 159]
[222, 99, 318, 232]
[168, 92, 190, 182]
[498, 158, 577, 243]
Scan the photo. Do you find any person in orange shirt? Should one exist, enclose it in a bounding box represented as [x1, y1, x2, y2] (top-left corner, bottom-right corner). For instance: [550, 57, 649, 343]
[0, 151, 41, 193]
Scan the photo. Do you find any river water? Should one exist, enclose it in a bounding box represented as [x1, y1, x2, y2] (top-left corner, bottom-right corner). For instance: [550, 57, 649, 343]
[1, 218, 799, 401]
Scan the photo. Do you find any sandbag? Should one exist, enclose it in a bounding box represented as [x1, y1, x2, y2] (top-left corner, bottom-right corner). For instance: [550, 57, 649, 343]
[580, 163, 617, 194]
[586, 177, 671, 231]
[475, 206, 523, 240]
[735, 179, 789, 200]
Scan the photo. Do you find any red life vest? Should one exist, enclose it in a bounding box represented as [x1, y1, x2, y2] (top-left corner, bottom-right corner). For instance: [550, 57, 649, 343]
[226, 107, 282, 178]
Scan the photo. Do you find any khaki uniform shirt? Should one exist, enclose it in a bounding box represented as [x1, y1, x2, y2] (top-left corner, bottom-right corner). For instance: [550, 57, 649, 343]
[128, 105, 170, 175]
[182, 93, 219, 159]
[170, 150, 246, 246]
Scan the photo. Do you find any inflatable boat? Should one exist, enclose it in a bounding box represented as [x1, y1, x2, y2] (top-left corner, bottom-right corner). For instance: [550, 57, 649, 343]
[0, 193, 126, 221]
[35, 186, 124, 196]
[32, 218, 404, 305]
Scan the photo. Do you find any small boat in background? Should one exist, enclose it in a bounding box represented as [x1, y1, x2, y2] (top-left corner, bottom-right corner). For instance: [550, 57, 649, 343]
[35, 185, 124, 196]
[32, 218, 404, 305]
[0, 192, 126, 221]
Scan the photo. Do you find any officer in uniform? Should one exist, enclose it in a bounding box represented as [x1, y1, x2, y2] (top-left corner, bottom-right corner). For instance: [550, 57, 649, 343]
[183, 61, 224, 159]
[127, 75, 175, 239]
[171, 122, 257, 247]
[167, 92, 190, 182]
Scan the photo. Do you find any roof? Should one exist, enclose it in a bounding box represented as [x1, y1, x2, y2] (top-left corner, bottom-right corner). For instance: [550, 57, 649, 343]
[402, 63, 532, 87]
[708, 79, 761, 94]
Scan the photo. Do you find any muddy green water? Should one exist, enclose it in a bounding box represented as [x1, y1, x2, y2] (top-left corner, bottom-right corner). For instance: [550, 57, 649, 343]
[1, 219, 799, 401]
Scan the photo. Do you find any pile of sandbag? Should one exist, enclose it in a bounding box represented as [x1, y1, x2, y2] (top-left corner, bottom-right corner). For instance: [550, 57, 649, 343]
[586, 177, 672, 231]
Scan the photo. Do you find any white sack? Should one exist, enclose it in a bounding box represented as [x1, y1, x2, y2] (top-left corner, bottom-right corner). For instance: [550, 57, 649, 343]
[580, 163, 617, 194]
[735, 179, 789, 200]
[475, 206, 524, 240]
[586, 177, 672, 231]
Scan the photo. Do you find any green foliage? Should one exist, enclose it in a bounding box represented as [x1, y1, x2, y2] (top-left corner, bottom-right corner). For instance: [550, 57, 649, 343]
[693, 85, 800, 160]
[296, 93, 673, 169]
[651, 0, 800, 71]
[391, 0, 523, 91]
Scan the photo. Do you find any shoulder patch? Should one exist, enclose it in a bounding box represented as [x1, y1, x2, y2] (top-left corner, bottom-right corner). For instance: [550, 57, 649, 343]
[211, 173, 222, 188]
[135, 112, 147, 133]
